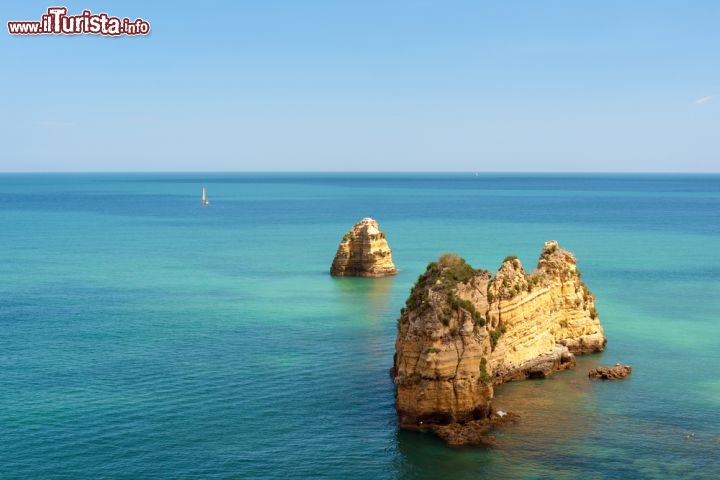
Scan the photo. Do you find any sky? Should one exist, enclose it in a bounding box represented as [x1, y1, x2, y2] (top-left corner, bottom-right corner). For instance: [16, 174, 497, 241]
[1, 0, 718, 172]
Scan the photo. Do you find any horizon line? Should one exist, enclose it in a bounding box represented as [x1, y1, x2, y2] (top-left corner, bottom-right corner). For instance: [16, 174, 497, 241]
[1, 170, 719, 175]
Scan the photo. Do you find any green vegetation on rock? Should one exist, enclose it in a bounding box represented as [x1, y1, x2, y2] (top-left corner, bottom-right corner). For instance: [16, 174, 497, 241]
[479, 357, 492, 383]
[400, 253, 488, 326]
[490, 325, 507, 351]
[448, 293, 485, 326]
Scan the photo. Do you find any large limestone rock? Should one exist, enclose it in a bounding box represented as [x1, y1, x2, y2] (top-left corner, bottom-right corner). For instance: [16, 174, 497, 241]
[392, 241, 606, 440]
[330, 218, 398, 277]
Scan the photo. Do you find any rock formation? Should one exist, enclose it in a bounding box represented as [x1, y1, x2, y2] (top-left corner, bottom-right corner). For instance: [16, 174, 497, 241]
[430, 411, 520, 446]
[330, 218, 398, 277]
[392, 240, 606, 443]
[589, 365, 632, 380]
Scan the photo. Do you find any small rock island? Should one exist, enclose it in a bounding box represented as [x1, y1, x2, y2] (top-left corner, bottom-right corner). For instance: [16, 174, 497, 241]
[330, 218, 398, 277]
[589, 365, 632, 380]
[392, 241, 607, 445]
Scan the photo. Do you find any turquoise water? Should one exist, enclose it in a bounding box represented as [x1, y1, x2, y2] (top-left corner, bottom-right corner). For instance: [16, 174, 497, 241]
[1, 173, 719, 479]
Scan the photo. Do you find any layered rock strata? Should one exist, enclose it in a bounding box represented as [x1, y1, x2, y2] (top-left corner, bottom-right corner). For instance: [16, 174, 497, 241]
[330, 218, 398, 277]
[392, 241, 606, 441]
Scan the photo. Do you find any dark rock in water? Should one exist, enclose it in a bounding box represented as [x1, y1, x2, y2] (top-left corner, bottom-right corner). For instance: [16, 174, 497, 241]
[588, 365, 632, 380]
[429, 411, 520, 447]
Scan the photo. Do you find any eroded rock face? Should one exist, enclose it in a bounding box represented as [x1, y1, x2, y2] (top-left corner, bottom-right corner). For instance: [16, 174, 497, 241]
[330, 218, 398, 277]
[392, 241, 606, 439]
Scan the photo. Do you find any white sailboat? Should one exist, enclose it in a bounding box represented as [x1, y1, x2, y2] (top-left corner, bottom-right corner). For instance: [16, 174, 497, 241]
[201, 185, 209, 207]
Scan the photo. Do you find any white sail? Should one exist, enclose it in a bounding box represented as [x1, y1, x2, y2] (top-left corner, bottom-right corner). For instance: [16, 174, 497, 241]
[201, 186, 208, 206]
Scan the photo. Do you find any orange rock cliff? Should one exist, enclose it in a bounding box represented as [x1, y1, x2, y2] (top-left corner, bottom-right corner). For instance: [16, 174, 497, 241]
[392, 241, 606, 433]
[330, 218, 398, 277]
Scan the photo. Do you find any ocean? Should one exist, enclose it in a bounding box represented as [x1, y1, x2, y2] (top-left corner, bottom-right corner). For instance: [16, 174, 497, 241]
[1, 173, 719, 479]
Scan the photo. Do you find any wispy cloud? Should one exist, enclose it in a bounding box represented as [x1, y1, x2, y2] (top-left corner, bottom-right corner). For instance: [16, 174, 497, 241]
[693, 95, 715, 105]
[36, 120, 75, 128]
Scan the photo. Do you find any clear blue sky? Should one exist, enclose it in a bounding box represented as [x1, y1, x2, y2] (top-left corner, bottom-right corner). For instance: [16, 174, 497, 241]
[1, 1, 718, 172]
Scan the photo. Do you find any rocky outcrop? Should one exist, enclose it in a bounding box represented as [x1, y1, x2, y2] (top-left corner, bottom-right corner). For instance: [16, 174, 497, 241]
[330, 218, 398, 277]
[589, 365, 632, 380]
[429, 410, 520, 446]
[392, 241, 606, 443]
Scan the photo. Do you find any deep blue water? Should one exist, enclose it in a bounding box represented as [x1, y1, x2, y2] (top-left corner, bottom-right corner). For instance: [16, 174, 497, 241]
[1, 173, 719, 479]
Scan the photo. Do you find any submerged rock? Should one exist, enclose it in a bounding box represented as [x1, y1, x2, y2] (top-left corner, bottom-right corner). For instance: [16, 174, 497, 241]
[589, 365, 632, 380]
[392, 241, 606, 445]
[330, 218, 398, 277]
[429, 411, 520, 447]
